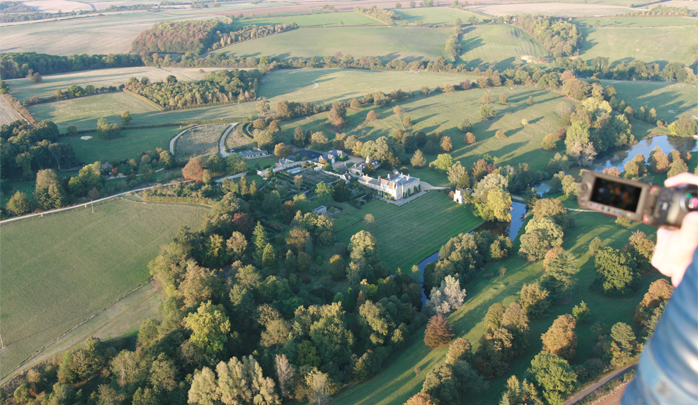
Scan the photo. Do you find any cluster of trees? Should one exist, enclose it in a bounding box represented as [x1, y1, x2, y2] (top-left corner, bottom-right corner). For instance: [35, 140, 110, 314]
[354, 6, 402, 24]
[623, 147, 693, 180]
[131, 20, 295, 54]
[0, 52, 142, 80]
[593, 230, 655, 296]
[514, 15, 582, 58]
[445, 26, 462, 61]
[626, 5, 696, 17]
[22, 82, 123, 106]
[519, 198, 570, 262]
[124, 69, 261, 110]
[557, 56, 697, 84]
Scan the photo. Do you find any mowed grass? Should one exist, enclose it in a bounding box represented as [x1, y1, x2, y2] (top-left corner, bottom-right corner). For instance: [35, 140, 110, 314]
[394, 7, 481, 25]
[233, 11, 379, 27]
[0, 199, 208, 379]
[7, 67, 226, 103]
[579, 26, 698, 66]
[176, 124, 227, 158]
[29, 92, 159, 131]
[334, 198, 662, 405]
[458, 25, 548, 69]
[334, 192, 483, 272]
[63, 126, 181, 164]
[210, 27, 451, 61]
[599, 79, 698, 123]
[574, 16, 698, 27]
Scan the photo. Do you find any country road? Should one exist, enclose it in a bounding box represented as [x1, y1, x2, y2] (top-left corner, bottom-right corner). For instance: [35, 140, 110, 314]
[565, 363, 636, 405]
[218, 122, 238, 157]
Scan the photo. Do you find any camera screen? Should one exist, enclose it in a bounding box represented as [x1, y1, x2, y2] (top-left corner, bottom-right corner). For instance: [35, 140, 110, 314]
[590, 178, 642, 212]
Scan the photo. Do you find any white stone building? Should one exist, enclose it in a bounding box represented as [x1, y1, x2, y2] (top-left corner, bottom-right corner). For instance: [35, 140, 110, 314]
[359, 170, 420, 200]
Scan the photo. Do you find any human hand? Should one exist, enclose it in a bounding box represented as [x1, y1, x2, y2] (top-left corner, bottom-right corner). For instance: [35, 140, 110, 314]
[651, 173, 698, 287]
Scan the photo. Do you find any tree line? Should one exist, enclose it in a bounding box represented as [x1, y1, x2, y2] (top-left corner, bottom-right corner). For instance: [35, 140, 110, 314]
[0, 52, 143, 80]
[354, 5, 402, 24]
[514, 15, 583, 58]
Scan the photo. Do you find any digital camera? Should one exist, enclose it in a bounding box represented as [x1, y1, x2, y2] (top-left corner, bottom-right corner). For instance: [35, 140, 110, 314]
[578, 171, 698, 228]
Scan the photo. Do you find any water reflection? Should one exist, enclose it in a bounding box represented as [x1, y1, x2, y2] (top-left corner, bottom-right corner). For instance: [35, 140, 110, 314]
[593, 135, 697, 171]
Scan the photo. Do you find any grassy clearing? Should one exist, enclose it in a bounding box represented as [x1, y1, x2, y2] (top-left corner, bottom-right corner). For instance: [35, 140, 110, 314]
[63, 126, 181, 163]
[469, 3, 634, 17]
[211, 27, 451, 61]
[334, 191, 483, 272]
[29, 92, 158, 131]
[225, 126, 254, 150]
[574, 16, 698, 27]
[233, 11, 379, 27]
[599, 79, 698, 123]
[394, 7, 481, 25]
[579, 26, 698, 66]
[334, 197, 661, 405]
[458, 25, 549, 69]
[0, 198, 208, 379]
[7, 67, 226, 103]
[175, 124, 228, 158]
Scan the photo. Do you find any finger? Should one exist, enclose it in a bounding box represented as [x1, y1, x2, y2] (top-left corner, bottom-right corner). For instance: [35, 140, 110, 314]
[679, 212, 698, 245]
[664, 173, 698, 187]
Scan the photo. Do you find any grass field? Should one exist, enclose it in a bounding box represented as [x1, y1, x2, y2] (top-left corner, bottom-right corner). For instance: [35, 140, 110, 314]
[7, 67, 226, 103]
[210, 27, 451, 61]
[458, 25, 549, 69]
[233, 11, 379, 27]
[599, 80, 698, 123]
[175, 123, 227, 158]
[23, 0, 92, 13]
[0, 198, 208, 379]
[574, 16, 698, 27]
[334, 198, 661, 405]
[469, 3, 635, 17]
[334, 191, 483, 272]
[64, 126, 181, 164]
[0, 94, 25, 125]
[579, 26, 698, 66]
[29, 92, 159, 131]
[394, 7, 481, 25]
[225, 126, 254, 150]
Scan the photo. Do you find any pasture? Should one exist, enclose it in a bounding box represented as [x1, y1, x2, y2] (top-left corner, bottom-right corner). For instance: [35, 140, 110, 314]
[334, 191, 483, 272]
[394, 7, 481, 25]
[579, 26, 698, 65]
[574, 16, 698, 27]
[29, 92, 159, 131]
[175, 123, 227, 158]
[211, 26, 451, 61]
[7, 67, 225, 103]
[233, 11, 379, 27]
[469, 3, 635, 17]
[64, 126, 180, 164]
[0, 94, 25, 125]
[600, 79, 698, 123]
[458, 25, 548, 69]
[0, 198, 208, 379]
[334, 199, 661, 405]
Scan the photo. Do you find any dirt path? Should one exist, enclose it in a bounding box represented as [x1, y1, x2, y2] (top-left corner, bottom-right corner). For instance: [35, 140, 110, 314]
[565, 364, 636, 405]
[218, 123, 238, 157]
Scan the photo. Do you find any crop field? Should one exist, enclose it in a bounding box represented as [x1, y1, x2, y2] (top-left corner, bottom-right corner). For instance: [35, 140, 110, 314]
[0, 94, 25, 125]
[0, 198, 208, 379]
[23, 0, 92, 13]
[661, 0, 698, 9]
[469, 3, 635, 17]
[394, 7, 481, 25]
[175, 123, 227, 158]
[335, 191, 483, 272]
[574, 16, 698, 27]
[458, 25, 548, 69]
[579, 26, 698, 65]
[29, 92, 159, 131]
[7, 67, 225, 103]
[599, 79, 698, 123]
[64, 126, 180, 164]
[233, 11, 379, 27]
[211, 27, 451, 61]
[334, 198, 661, 405]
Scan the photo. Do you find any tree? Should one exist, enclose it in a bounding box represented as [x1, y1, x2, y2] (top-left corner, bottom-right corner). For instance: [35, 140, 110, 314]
[293, 127, 308, 147]
[96, 117, 121, 139]
[311, 132, 328, 148]
[332, 180, 351, 202]
[350, 98, 362, 109]
[183, 158, 204, 182]
[495, 129, 506, 139]
[423, 140, 437, 155]
[305, 369, 331, 405]
[480, 92, 492, 104]
[447, 162, 467, 186]
[411, 149, 426, 167]
[440, 136, 452, 152]
[121, 111, 132, 126]
[433, 153, 453, 171]
[541, 133, 557, 151]
[262, 243, 277, 270]
[480, 105, 495, 120]
[519, 282, 550, 319]
[405, 393, 436, 405]
[6, 191, 30, 216]
[274, 142, 292, 158]
[525, 352, 577, 405]
[422, 360, 485, 404]
[189, 356, 280, 405]
[329, 254, 346, 281]
[425, 314, 455, 348]
[572, 301, 590, 323]
[595, 247, 640, 296]
[315, 181, 331, 204]
[366, 110, 378, 122]
[403, 115, 413, 127]
[349, 230, 379, 264]
[446, 338, 473, 364]
[541, 315, 577, 361]
[458, 118, 472, 133]
[465, 132, 476, 144]
[499, 94, 509, 105]
[649, 147, 670, 173]
[253, 221, 268, 260]
[275, 354, 294, 399]
[527, 96, 535, 105]
[667, 157, 688, 178]
[486, 303, 506, 329]
[183, 302, 230, 355]
[424, 275, 466, 315]
[668, 116, 698, 137]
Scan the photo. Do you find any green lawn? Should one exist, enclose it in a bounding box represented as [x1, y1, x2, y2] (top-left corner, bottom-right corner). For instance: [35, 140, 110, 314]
[579, 26, 698, 66]
[334, 198, 662, 405]
[458, 25, 549, 69]
[394, 7, 481, 25]
[7, 67, 223, 103]
[574, 16, 698, 27]
[63, 126, 181, 164]
[210, 27, 451, 61]
[0, 199, 208, 379]
[29, 92, 159, 131]
[233, 11, 379, 27]
[334, 191, 483, 272]
[598, 79, 698, 123]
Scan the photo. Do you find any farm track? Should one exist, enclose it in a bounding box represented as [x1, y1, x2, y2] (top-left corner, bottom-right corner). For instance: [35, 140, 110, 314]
[218, 122, 238, 157]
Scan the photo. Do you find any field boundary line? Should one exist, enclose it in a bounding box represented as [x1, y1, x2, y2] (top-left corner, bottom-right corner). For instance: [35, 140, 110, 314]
[0, 180, 192, 225]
